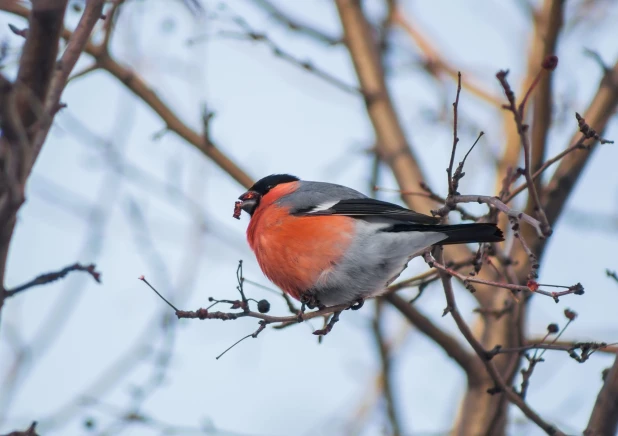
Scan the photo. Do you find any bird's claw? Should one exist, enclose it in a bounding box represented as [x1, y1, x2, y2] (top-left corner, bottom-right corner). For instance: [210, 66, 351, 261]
[347, 298, 364, 311]
[313, 310, 341, 336]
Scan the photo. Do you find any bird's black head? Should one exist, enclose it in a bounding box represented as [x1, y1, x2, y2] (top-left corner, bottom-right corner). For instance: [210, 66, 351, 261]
[249, 174, 300, 196]
[234, 174, 300, 218]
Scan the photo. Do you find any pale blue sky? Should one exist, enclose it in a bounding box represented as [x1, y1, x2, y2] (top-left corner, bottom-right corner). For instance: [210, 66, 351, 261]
[1, 1, 618, 435]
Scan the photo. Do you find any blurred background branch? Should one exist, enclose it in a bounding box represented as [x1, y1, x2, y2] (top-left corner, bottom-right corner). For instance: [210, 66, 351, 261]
[0, 1, 616, 435]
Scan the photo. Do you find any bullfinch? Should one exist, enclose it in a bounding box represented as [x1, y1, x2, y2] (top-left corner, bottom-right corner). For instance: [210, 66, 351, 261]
[234, 174, 503, 309]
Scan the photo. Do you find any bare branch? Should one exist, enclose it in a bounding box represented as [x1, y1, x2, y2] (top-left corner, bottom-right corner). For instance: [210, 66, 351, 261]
[252, 0, 340, 45]
[1, 421, 39, 436]
[529, 0, 565, 191]
[505, 133, 587, 202]
[496, 69, 552, 237]
[385, 293, 478, 377]
[1, 2, 255, 189]
[542, 61, 618, 231]
[585, 354, 618, 436]
[335, 0, 428, 206]
[29, 0, 106, 173]
[12, 1, 68, 132]
[447, 72, 462, 196]
[372, 300, 402, 436]
[139, 267, 351, 341]
[0, 1, 68, 306]
[431, 250, 566, 436]
[525, 339, 618, 355]
[334, 0, 472, 264]
[493, 0, 564, 200]
[4, 263, 101, 298]
[424, 251, 582, 301]
[488, 341, 612, 361]
[434, 194, 544, 237]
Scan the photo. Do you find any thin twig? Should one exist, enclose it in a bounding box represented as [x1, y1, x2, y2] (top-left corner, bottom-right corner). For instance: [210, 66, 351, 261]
[424, 251, 582, 301]
[431, 250, 565, 436]
[505, 134, 589, 202]
[433, 194, 544, 237]
[139, 278, 350, 329]
[488, 341, 611, 359]
[372, 300, 402, 436]
[210, 10, 358, 96]
[496, 70, 552, 237]
[385, 293, 478, 376]
[251, 0, 340, 45]
[4, 263, 101, 298]
[447, 72, 462, 196]
[215, 320, 267, 360]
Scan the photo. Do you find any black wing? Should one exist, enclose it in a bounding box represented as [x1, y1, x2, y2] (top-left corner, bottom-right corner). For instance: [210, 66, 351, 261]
[294, 198, 440, 225]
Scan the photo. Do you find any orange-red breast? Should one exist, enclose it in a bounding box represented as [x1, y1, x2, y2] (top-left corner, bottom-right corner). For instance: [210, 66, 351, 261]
[235, 174, 503, 308]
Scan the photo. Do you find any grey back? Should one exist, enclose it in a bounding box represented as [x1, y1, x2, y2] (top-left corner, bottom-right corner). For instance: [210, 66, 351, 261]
[275, 181, 367, 213]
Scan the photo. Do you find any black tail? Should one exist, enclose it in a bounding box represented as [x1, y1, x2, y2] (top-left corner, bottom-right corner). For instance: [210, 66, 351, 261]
[436, 223, 503, 245]
[383, 223, 503, 245]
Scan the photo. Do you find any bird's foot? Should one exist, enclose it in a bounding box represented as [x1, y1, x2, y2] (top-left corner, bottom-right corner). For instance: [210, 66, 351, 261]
[347, 298, 364, 311]
[298, 292, 324, 322]
[313, 311, 341, 336]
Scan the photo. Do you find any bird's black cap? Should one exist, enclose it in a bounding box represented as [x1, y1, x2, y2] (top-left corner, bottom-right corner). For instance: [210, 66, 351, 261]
[249, 174, 299, 196]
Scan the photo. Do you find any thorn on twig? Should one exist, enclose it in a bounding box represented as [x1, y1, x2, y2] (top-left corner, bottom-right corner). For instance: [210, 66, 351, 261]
[54, 102, 68, 114]
[2, 421, 39, 436]
[151, 127, 169, 141]
[496, 70, 515, 108]
[485, 345, 502, 360]
[202, 103, 216, 146]
[486, 385, 502, 395]
[583, 48, 612, 76]
[8, 23, 28, 38]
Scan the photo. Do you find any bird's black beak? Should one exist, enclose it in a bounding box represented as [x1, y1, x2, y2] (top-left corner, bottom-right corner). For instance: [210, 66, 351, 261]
[233, 191, 261, 219]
